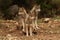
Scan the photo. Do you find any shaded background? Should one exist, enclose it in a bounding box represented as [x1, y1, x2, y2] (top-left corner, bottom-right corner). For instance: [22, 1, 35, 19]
[0, 0, 60, 19]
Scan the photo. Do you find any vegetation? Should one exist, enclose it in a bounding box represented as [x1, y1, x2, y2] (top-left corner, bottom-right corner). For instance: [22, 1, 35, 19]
[0, 0, 60, 19]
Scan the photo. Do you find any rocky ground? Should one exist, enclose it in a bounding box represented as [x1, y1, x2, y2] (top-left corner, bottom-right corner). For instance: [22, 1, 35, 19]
[0, 19, 60, 40]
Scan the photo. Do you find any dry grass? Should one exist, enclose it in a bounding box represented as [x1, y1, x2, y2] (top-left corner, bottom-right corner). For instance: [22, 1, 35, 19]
[0, 19, 60, 40]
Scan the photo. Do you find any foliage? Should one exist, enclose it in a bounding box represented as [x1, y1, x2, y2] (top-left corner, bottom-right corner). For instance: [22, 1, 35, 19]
[0, 0, 60, 19]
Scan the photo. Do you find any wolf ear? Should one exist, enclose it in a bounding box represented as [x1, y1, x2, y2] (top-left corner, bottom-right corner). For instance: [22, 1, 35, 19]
[30, 5, 37, 13]
[22, 7, 28, 14]
[30, 5, 41, 13]
[18, 7, 27, 15]
[38, 5, 40, 8]
[36, 5, 41, 12]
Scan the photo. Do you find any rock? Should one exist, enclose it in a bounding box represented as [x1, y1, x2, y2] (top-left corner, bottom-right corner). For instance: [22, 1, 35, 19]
[6, 34, 12, 37]
[6, 34, 19, 40]
[56, 31, 60, 33]
[49, 31, 54, 33]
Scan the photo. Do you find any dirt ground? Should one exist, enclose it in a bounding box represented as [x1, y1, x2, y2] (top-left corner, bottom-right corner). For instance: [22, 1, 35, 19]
[0, 20, 60, 40]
